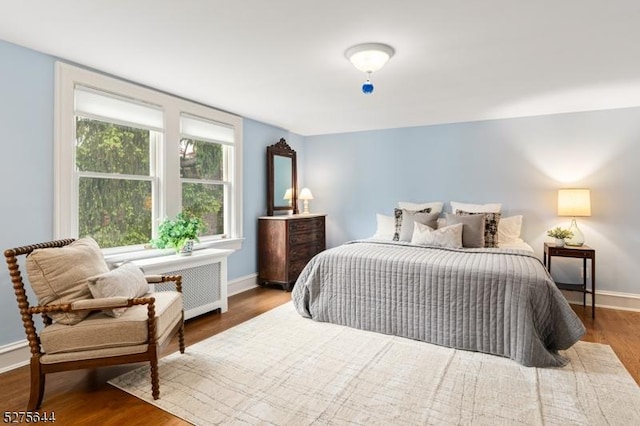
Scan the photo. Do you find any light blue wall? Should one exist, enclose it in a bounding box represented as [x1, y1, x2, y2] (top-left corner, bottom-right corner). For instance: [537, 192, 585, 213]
[303, 109, 640, 295]
[0, 41, 55, 343]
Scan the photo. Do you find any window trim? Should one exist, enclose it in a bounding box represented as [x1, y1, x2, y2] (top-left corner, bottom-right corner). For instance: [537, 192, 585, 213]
[54, 62, 243, 255]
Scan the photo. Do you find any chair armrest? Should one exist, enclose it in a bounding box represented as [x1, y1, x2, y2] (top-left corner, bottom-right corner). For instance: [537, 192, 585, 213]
[71, 297, 130, 311]
[71, 296, 157, 312]
[28, 303, 72, 315]
[146, 274, 183, 293]
[29, 296, 158, 315]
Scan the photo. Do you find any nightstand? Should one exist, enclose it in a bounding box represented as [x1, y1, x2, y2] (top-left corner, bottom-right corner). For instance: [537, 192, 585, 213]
[543, 242, 596, 318]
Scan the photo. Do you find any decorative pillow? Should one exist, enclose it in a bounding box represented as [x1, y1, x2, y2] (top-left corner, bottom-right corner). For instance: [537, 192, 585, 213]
[87, 262, 150, 317]
[498, 215, 523, 244]
[411, 222, 463, 248]
[394, 208, 437, 241]
[450, 201, 502, 214]
[456, 210, 502, 248]
[445, 213, 486, 248]
[25, 237, 109, 325]
[398, 201, 444, 214]
[372, 213, 396, 240]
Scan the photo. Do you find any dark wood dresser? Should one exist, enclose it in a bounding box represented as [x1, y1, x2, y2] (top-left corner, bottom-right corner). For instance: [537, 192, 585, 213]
[258, 214, 326, 291]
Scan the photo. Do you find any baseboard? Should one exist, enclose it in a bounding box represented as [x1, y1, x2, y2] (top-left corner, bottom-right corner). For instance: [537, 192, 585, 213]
[561, 289, 640, 312]
[227, 273, 259, 297]
[0, 340, 30, 374]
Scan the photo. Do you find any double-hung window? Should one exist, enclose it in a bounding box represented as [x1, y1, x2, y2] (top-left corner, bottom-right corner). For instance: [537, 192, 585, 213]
[55, 63, 243, 253]
[180, 114, 235, 238]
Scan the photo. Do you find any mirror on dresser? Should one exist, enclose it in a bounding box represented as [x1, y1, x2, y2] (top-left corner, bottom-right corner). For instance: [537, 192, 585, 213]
[266, 138, 298, 215]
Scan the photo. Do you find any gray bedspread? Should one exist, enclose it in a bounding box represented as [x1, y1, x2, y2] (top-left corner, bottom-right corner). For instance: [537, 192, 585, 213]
[292, 240, 585, 367]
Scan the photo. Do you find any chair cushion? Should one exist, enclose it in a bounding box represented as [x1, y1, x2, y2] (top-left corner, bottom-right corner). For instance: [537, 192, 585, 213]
[40, 291, 183, 355]
[25, 237, 109, 325]
[87, 262, 151, 317]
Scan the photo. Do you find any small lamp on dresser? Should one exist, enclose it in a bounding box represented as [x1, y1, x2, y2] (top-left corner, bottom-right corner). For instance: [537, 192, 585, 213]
[299, 187, 314, 214]
[557, 188, 591, 246]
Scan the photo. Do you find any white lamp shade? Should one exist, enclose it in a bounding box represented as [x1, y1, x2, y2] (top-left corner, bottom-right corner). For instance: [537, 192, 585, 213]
[283, 188, 293, 200]
[345, 43, 395, 73]
[557, 189, 591, 217]
[299, 187, 314, 200]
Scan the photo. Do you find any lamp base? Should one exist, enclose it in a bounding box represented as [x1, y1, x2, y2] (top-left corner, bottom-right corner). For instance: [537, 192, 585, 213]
[565, 217, 585, 246]
[302, 200, 310, 215]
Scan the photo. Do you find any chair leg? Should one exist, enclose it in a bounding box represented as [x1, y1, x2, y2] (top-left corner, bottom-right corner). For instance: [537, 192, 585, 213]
[28, 357, 45, 411]
[178, 315, 185, 354]
[150, 349, 160, 400]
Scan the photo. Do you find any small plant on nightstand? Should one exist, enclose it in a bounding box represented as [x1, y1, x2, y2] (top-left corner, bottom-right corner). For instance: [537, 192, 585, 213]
[547, 227, 574, 247]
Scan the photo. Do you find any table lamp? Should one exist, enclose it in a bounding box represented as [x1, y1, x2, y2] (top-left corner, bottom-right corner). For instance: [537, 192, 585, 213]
[557, 188, 591, 246]
[299, 188, 314, 214]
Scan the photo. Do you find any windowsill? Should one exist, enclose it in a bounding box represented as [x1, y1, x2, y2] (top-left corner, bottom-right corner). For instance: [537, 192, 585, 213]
[103, 237, 244, 264]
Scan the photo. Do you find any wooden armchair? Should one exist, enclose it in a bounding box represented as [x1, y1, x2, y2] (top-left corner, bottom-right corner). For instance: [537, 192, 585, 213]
[4, 238, 186, 410]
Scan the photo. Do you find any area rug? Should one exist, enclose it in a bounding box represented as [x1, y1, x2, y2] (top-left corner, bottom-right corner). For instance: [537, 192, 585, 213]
[110, 302, 640, 425]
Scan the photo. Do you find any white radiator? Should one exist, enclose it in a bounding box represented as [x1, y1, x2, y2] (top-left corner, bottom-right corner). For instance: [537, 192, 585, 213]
[133, 248, 232, 320]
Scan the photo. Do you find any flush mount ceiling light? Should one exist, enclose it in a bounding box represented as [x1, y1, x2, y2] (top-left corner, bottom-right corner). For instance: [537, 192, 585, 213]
[345, 43, 395, 94]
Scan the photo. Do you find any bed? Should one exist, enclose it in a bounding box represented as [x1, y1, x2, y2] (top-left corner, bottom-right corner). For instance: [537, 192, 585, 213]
[291, 239, 586, 367]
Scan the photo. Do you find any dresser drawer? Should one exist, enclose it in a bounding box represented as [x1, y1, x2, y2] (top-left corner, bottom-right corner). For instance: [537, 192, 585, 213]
[289, 260, 307, 281]
[289, 217, 324, 235]
[290, 229, 325, 246]
[290, 242, 325, 262]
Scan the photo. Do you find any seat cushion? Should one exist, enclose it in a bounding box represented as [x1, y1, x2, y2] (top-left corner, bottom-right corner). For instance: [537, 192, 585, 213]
[25, 237, 109, 325]
[40, 291, 183, 355]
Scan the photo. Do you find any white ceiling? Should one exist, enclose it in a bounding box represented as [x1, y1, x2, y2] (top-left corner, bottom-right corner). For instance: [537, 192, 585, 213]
[2, 1, 640, 136]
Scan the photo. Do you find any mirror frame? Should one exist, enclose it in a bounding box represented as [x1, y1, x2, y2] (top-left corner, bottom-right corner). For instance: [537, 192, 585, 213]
[267, 138, 298, 216]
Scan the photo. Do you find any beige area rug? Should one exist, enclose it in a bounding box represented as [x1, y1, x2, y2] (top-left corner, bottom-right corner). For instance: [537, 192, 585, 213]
[110, 302, 640, 425]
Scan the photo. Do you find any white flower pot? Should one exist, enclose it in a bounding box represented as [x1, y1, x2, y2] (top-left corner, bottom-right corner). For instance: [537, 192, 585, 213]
[179, 240, 195, 256]
[554, 238, 565, 247]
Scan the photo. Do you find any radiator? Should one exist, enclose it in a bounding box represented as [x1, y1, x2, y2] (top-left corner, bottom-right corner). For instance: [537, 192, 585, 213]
[133, 248, 232, 320]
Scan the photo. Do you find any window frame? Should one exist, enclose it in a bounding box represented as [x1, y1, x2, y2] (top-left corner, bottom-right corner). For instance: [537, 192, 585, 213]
[55, 62, 243, 256]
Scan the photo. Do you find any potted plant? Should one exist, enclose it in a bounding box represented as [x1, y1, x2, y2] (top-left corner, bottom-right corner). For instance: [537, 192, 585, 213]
[547, 227, 574, 247]
[150, 212, 205, 255]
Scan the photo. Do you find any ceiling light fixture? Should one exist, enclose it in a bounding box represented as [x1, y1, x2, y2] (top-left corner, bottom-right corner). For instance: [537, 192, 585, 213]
[345, 43, 395, 95]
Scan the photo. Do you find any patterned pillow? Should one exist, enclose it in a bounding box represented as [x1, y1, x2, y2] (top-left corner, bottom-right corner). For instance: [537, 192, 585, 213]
[393, 208, 433, 241]
[456, 210, 502, 248]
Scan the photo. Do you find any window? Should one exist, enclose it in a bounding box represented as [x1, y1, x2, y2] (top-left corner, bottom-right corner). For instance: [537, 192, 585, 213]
[180, 114, 235, 238]
[55, 63, 243, 253]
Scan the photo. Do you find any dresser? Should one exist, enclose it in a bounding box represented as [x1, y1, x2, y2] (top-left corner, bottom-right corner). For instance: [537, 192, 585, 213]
[258, 214, 326, 290]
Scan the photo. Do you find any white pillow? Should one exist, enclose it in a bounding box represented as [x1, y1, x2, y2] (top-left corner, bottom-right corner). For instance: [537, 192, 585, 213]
[498, 215, 523, 244]
[436, 217, 447, 229]
[450, 201, 502, 214]
[372, 213, 396, 240]
[87, 262, 150, 317]
[411, 222, 463, 249]
[398, 201, 444, 214]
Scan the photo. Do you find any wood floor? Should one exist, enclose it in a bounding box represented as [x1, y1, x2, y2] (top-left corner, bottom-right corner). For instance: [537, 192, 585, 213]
[1, 287, 638, 425]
